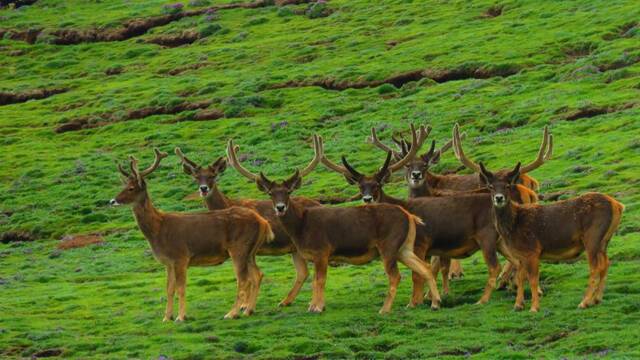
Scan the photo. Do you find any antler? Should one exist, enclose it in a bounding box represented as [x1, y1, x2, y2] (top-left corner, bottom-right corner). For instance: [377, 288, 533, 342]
[117, 162, 130, 177]
[226, 139, 260, 181]
[137, 148, 168, 177]
[520, 126, 551, 173]
[388, 124, 430, 172]
[439, 131, 466, 154]
[174, 147, 200, 170]
[298, 134, 324, 177]
[368, 126, 399, 155]
[227, 135, 323, 181]
[452, 123, 481, 172]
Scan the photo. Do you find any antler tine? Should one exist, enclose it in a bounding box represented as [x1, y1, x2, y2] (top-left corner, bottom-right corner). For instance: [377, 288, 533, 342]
[439, 131, 466, 154]
[174, 147, 199, 169]
[388, 124, 430, 172]
[128, 155, 141, 180]
[452, 123, 481, 172]
[520, 125, 550, 173]
[544, 133, 553, 160]
[368, 126, 398, 155]
[226, 139, 260, 181]
[299, 134, 324, 178]
[138, 148, 168, 177]
[116, 161, 130, 177]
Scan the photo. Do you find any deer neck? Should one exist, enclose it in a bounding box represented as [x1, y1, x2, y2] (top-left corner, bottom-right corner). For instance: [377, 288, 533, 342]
[276, 201, 305, 239]
[204, 184, 232, 210]
[379, 190, 408, 209]
[492, 202, 517, 241]
[132, 191, 163, 242]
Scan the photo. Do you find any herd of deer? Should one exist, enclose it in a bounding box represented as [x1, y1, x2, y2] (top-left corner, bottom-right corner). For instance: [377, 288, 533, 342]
[110, 123, 624, 321]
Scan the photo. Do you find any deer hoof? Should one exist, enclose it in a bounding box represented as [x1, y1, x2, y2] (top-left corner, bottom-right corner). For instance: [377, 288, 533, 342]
[278, 300, 291, 307]
[162, 316, 173, 322]
[175, 316, 186, 322]
[242, 308, 254, 316]
[529, 307, 539, 313]
[307, 304, 324, 313]
[430, 303, 440, 311]
[513, 304, 524, 311]
[224, 311, 239, 319]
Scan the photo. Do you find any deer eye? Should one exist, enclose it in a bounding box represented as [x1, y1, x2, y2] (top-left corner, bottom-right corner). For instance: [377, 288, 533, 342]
[128, 187, 135, 191]
[487, 184, 494, 190]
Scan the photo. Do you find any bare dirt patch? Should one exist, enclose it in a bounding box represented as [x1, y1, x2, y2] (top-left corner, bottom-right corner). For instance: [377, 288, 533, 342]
[0, 88, 68, 106]
[603, 22, 638, 40]
[0, 231, 35, 244]
[31, 348, 63, 358]
[564, 102, 637, 121]
[269, 65, 521, 91]
[481, 5, 503, 18]
[0, 0, 315, 45]
[148, 30, 200, 47]
[58, 234, 104, 250]
[55, 100, 214, 133]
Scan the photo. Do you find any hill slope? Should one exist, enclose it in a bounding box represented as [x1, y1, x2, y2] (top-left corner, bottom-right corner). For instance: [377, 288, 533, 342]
[1, 0, 639, 358]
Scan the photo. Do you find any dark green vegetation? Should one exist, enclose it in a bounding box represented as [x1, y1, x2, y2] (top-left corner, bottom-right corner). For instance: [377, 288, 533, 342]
[1, 0, 639, 358]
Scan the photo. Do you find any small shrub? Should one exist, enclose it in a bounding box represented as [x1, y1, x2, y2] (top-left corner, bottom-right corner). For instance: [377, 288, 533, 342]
[200, 24, 222, 37]
[377, 83, 396, 94]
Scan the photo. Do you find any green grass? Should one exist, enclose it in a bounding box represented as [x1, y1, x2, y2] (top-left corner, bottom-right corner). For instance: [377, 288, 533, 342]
[1, 0, 639, 358]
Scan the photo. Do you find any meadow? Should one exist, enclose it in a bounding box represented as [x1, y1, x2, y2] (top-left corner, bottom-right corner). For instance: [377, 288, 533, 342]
[1, 0, 639, 358]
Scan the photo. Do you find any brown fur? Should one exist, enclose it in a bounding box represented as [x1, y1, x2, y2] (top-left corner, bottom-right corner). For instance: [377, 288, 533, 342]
[480, 163, 624, 312]
[175, 148, 321, 306]
[112, 150, 273, 321]
[256, 171, 443, 313]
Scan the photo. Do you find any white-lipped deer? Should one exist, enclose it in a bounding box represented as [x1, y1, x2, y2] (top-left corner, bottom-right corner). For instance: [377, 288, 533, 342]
[322, 130, 510, 306]
[174, 146, 321, 307]
[110, 149, 274, 321]
[452, 123, 552, 290]
[477, 162, 624, 312]
[226, 134, 442, 313]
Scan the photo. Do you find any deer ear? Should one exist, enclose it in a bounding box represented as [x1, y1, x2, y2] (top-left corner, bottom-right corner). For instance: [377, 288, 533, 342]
[508, 162, 522, 185]
[478, 162, 493, 185]
[256, 172, 272, 193]
[285, 170, 302, 190]
[210, 157, 227, 173]
[430, 150, 441, 165]
[181, 163, 196, 175]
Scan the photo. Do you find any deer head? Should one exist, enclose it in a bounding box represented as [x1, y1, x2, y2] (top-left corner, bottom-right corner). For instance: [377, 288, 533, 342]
[325, 124, 430, 203]
[110, 148, 168, 205]
[175, 147, 227, 197]
[452, 123, 552, 178]
[478, 162, 521, 208]
[226, 135, 323, 216]
[368, 124, 464, 188]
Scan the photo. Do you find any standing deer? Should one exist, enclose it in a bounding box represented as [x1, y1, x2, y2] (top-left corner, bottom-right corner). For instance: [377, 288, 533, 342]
[110, 149, 274, 321]
[321, 136, 510, 306]
[174, 146, 321, 307]
[226, 134, 442, 313]
[477, 162, 624, 312]
[452, 123, 552, 290]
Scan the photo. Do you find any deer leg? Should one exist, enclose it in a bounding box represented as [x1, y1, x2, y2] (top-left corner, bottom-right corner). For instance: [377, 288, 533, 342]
[174, 260, 188, 322]
[449, 259, 464, 279]
[226, 253, 250, 319]
[409, 247, 427, 307]
[497, 261, 515, 290]
[513, 263, 526, 311]
[594, 253, 610, 305]
[243, 258, 263, 316]
[524, 257, 541, 312]
[579, 252, 601, 309]
[163, 265, 176, 322]
[399, 248, 440, 310]
[440, 257, 451, 296]
[308, 258, 328, 313]
[279, 252, 309, 307]
[380, 258, 401, 314]
[477, 240, 501, 305]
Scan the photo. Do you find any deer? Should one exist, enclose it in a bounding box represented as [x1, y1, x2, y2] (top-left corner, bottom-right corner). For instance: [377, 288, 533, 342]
[476, 162, 624, 312]
[226, 133, 443, 313]
[109, 148, 274, 321]
[174, 146, 321, 308]
[451, 123, 552, 291]
[321, 126, 512, 306]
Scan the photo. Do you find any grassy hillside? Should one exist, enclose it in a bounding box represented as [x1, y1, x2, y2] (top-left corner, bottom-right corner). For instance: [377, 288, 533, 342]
[1, 0, 639, 358]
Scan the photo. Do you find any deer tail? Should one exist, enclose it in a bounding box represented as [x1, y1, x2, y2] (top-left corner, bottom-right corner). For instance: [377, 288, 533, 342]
[602, 196, 625, 249]
[257, 215, 275, 244]
[520, 173, 539, 192]
[515, 184, 539, 204]
[398, 208, 423, 253]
